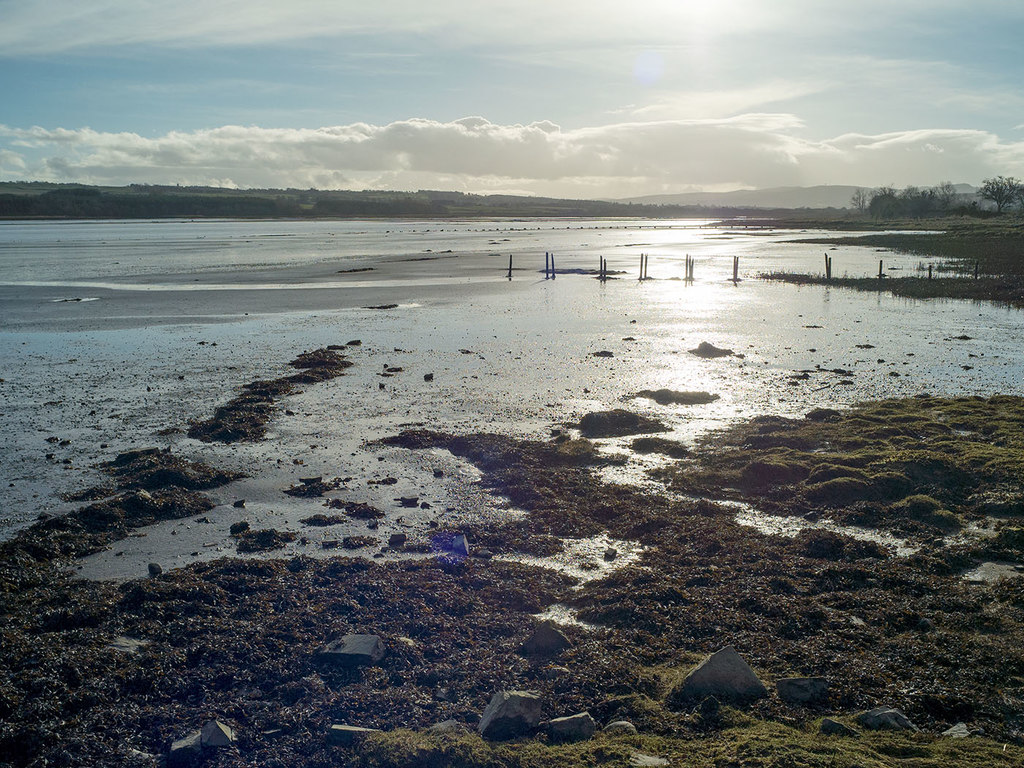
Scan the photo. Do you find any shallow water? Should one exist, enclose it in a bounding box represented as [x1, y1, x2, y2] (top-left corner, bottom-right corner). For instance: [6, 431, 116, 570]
[1, 218, 1022, 578]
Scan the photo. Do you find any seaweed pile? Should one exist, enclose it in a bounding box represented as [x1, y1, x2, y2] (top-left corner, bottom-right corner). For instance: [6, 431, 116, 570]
[187, 348, 352, 443]
[2, 448, 242, 562]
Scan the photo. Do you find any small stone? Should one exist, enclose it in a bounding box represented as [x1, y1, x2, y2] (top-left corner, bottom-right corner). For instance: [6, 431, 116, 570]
[916, 617, 935, 632]
[424, 373, 434, 382]
[546, 712, 596, 742]
[856, 706, 917, 732]
[388, 533, 408, 548]
[604, 548, 618, 561]
[317, 634, 386, 667]
[942, 722, 971, 739]
[326, 725, 381, 746]
[776, 677, 829, 705]
[200, 720, 235, 748]
[167, 732, 202, 768]
[229, 521, 250, 535]
[147, 563, 162, 578]
[427, 720, 467, 734]
[520, 620, 572, 656]
[232, 499, 246, 508]
[630, 754, 669, 767]
[603, 720, 638, 736]
[477, 690, 543, 740]
[473, 548, 493, 559]
[820, 718, 860, 737]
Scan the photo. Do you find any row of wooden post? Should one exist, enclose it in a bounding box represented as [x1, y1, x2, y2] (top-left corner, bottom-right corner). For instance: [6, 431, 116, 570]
[512, 252, 751, 282]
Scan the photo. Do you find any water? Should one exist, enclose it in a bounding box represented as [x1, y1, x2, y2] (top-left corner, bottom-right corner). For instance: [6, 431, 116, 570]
[1, 218, 1022, 577]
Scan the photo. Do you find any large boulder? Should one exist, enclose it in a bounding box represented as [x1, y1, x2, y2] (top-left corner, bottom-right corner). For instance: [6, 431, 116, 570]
[546, 712, 596, 743]
[316, 634, 385, 667]
[668, 646, 767, 706]
[520, 620, 572, 656]
[776, 677, 829, 705]
[856, 706, 918, 732]
[477, 690, 543, 740]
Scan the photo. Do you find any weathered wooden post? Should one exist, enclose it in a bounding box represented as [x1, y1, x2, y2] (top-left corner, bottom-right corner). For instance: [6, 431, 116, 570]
[878, 260, 883, 279]
[508, 254, 513, 280]
[824, 253, 830, 280]
[639, 253, 644, 280]
[551, 253, 556, 279]
[732, 256, 739, 282]
[545, 252, 550, 279]
[928, 264, 933, 280]
[975, 261, 980, 280]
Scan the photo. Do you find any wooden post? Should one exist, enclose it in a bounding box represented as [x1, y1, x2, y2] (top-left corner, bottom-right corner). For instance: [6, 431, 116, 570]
[975, 261, 979, 280]
[545, 252, 549, 279]
[824, 253, 830, 280]
[732, 256, 739, 282]
[639, 253, 644, 281]
[928, 264, 932, 280]
[508, 254, 513, 280]
[878, 260, 883, 279]
[551, 253, 556, 279]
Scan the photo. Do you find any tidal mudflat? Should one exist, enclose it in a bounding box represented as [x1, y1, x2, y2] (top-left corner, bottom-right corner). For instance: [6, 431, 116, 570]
[1, 218, 1023, 767]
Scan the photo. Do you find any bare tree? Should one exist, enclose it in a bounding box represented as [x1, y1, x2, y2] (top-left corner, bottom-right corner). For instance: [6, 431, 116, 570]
[933, 181, 959, 212]
[850, 188, 870, 214]
[979, 176, 1023, 213]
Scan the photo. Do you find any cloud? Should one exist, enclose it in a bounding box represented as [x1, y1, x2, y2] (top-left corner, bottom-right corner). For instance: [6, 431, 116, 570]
[3, 116, 1022, 197]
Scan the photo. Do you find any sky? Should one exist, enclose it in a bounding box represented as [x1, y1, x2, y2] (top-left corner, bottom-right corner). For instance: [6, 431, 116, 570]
[1, 0, 1023, 198]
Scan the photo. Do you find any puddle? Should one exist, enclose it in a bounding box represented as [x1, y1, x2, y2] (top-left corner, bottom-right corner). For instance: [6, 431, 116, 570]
[730, 500, 918, 556]
[494, 533, 643, 583]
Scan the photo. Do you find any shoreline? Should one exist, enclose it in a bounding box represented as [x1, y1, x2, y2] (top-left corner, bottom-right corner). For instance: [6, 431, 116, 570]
[2, 338, 1023, 765]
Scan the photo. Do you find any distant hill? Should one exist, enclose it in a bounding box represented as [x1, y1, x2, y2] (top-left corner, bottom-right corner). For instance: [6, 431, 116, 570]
[621, 184, 978, 210]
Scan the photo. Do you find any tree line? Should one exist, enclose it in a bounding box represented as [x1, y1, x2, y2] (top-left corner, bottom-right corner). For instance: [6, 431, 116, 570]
[852, 177, 1024, 218]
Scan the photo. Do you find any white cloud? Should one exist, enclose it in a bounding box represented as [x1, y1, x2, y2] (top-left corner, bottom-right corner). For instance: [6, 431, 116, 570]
[3, 116, 1022, 196]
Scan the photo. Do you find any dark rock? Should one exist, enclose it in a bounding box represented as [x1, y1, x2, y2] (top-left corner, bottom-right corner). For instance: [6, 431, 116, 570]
[578, 409, 668, 438]
[424, 373, 434, 382]
[200, 720, 235, 748]
[856, 706, 917, 731]
[520, 620, 572, 656]
[631, 389, 720, 406]
[667, 646, 767, 705]
[477, 690, 543, 740]
[398, 496, 419, 507]
[820, 718, 860, 737]
[232, 499, 246, 508]
[167, 731, 202, 768]
[388, 533, 408, 548]
[688, 341, 733, 358]
[326, 725, 380, 746]
[592, 350, 614, 358]
[546, 712, 596, 742]
[805, 408, 843, 422]
[317, 634, 386, 667]
[776, 677, 829, 705]
[147, 563, 162, 578]
[229, 521, 250, 535]
[604, 547, 618, 561]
